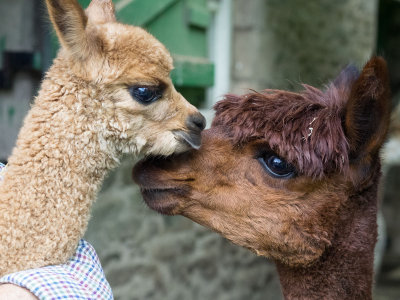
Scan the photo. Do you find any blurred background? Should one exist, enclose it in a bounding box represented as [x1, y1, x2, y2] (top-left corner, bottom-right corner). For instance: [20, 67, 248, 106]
[0, 0, 400, 299]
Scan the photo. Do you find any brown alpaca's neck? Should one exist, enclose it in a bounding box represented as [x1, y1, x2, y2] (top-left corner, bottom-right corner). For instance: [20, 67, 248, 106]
[276, 183, 378, 300]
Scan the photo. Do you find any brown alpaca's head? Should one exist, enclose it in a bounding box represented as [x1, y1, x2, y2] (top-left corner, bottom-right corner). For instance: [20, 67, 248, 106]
[133, 57, 391, 267]
[45, 0, 205, 157]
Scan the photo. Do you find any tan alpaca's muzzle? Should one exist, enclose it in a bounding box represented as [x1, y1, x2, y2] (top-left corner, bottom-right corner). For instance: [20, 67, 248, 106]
[173, 113, 206, 150]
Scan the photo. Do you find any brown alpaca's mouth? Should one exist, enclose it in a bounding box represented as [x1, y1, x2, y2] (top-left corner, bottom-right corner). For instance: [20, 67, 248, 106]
[133, 155, 193, 215]
[140, 187, 185, 215]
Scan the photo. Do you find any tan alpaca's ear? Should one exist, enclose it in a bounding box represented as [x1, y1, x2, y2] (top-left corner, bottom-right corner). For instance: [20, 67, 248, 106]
[344, 57, 391, 162]
[45, 0, 99, 60]
[86, 0, 116, 25]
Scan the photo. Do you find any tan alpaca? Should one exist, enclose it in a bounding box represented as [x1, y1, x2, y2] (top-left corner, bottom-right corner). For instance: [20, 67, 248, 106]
[0, 0, 205, 276]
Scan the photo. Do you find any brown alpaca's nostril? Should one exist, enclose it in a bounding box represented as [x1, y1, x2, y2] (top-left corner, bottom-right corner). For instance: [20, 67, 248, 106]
[186, 113, 206, 132]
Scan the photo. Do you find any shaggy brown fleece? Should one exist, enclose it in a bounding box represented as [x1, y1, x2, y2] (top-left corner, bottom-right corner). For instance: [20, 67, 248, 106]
[0, 0, 205, 276]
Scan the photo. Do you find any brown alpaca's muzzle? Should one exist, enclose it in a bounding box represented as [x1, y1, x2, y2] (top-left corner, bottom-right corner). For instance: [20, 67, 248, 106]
[132, 151, 195, 215]
[133, 128, 230, 216]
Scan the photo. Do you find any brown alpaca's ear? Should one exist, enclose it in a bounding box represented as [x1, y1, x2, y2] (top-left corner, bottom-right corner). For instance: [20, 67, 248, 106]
[344, 56, 391, 165]
[45, 0, 100, 60]
[86, 0, 116, 25]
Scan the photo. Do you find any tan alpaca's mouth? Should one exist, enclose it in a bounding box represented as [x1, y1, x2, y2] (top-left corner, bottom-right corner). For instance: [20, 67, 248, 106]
[172, 112, 206, 150]
[173, 130, 202, 150]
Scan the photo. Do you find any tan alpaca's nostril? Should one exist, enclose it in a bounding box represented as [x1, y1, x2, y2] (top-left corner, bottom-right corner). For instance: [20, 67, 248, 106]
[186, 113, 206, 132]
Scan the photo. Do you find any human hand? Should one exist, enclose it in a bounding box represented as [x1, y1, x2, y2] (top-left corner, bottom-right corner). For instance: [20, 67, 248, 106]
[0, 284, 38, 300]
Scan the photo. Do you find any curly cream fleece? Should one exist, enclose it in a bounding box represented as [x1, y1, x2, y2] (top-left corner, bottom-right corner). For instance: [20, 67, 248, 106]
[0, 0, 201, 276]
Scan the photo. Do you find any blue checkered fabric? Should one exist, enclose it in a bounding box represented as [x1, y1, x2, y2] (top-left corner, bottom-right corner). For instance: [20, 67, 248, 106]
[0, 240, 113, 299]
[0, 162, 5, 182]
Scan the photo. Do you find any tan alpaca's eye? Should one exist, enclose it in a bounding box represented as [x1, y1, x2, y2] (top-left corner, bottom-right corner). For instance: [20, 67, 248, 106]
[129, 86, 163, 105]
[258, 153, 296, 179]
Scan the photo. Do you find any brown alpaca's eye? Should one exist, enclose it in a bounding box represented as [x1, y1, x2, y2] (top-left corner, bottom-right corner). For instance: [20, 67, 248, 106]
[258, 153, 296, 179]
[129, 86, 163, 105]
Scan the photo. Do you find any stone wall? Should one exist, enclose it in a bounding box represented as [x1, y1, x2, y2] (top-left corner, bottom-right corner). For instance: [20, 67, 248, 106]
[382, 102, 400, 256]
[231, 0, 377, 94]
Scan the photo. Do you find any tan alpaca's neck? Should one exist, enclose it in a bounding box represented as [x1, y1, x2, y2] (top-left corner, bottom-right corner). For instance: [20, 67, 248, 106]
[276, 183, 379, 300]
[0, 70, 118, 275]
[6, 66, 117, 191]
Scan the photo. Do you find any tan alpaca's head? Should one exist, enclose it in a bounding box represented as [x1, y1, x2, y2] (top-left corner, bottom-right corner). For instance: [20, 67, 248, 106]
[133, 57, 391, 267]
[45, 0, 205, 157]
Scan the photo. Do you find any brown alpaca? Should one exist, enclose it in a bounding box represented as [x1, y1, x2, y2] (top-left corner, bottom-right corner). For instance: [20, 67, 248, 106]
[133, 57, 391, 299]
[0, 0, 205, 276]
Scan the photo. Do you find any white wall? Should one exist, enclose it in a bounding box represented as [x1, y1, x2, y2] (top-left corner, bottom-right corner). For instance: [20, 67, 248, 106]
[202, 0, 232, 127]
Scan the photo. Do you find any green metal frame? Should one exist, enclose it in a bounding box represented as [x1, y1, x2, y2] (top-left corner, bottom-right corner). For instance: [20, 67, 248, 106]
[117, 0, 179, 26]
[0, 37, 5, 70]
[171, 55, 213, 87]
